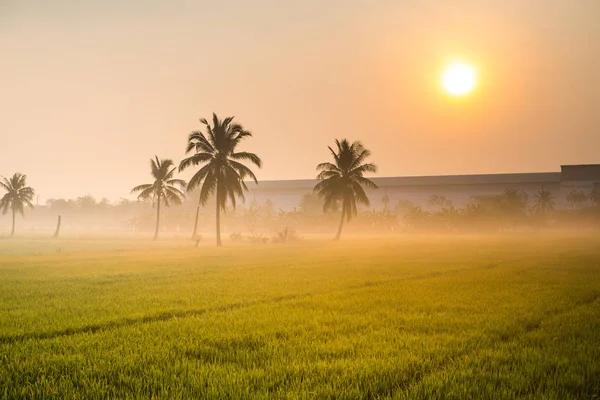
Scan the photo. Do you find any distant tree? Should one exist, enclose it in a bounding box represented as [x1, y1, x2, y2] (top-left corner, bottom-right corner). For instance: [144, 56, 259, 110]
[499, 188, 529, 229]
[464, 202, 483, 214]
[179, 113, 262, 246]
[243, 205, 262, 240]
[46, 198, 75, 212]
[428, 194, 453, 210]
[566, 190, 577, 209]
[76, 195, 97, 209]
[531, 188, 555, 216]
[459, 202, 500, 232]
[131, 156, 186, 240]
[126, 212, 154, 233]
[314, 139, 378, 240]
[114, 198, 138, 214]
[589, 188, 600, 207]
[98, 198, 111, 208]
[567, 189, 588, 210]
[394, 199, 415, 217]
[436, 205, 460, 231]
[0, 173, 35, 237]
[502, 188, 528, 206]
[403, 205, 428, 229]
[249, 197, 259, 212]
[382, 190, 390, 214]
[298, 192, 324, 216]
[576, 192, 588, 208]
[262, 199, 275, 218]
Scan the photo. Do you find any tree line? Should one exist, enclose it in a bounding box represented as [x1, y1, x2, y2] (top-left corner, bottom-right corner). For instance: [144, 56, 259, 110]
[399, 188, 600, 232]
[1, 113, 377, 244]
[2, 113, 599, 241]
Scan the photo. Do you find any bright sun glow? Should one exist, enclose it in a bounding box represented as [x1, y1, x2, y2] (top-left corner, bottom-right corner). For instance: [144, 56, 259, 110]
[442, 62, 476, 96]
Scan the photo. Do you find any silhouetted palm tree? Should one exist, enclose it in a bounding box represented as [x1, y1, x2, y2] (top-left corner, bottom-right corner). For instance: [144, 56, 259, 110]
[0, 173, 35, 237]
[314, 139, 378, 240]
[566, 189, 588, 210]
[403, 205, 432, 230]
[532, 188, 555, 216]
[500, 188, 529, 229]
[428, 194, 453, 210]
[132, 157, 186, 240]
[179, 113, 262, 246]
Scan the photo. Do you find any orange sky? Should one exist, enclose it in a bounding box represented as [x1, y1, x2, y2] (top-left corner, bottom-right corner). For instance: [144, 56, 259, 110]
[1, 1, 599, 201]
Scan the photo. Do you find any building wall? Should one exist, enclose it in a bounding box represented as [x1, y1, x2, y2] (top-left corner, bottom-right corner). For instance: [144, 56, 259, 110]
[561, 164, 600, 183]
[191, 165, 600, 212]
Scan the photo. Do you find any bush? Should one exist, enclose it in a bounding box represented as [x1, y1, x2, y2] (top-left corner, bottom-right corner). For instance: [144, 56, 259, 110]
[229, 232, 244, 242]
[272, 227, 298, 244]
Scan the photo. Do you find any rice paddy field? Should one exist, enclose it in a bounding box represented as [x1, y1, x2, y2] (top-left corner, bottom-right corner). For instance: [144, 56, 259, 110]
[1, 233, 599, 399]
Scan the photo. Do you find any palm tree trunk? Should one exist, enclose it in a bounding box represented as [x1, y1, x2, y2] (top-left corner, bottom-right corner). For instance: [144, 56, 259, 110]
[11, 208, 15, 237]
[153, 194, 161, 241]
[191, 195, 201, 239]
[216, 192, 222, 247]
[334, 206, 345, 241]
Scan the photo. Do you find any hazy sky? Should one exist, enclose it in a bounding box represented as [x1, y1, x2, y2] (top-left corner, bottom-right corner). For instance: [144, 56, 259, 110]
[1, 0, 599, 201]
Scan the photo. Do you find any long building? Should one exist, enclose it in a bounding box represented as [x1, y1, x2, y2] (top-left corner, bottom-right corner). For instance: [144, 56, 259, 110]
[244, 164, 600, 211]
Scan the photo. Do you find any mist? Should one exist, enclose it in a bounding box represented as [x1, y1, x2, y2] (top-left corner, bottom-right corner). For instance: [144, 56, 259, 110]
[2, 2, 600, 398]
[2, 0, 600, 202]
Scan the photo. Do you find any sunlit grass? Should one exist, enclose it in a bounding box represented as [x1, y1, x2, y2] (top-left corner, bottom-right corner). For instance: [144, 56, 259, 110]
[0, 234, 599, 398]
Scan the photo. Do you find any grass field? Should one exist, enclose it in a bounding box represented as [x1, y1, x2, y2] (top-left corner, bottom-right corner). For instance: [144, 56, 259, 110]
[1, 233, 599, 399]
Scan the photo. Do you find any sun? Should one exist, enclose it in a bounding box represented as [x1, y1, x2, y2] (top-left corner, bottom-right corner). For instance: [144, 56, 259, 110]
[442, 62, 476, 96]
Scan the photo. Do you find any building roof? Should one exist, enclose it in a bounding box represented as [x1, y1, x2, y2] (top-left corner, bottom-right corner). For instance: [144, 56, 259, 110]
[251, 172, 562, 191]
[561, 164, 600, 182]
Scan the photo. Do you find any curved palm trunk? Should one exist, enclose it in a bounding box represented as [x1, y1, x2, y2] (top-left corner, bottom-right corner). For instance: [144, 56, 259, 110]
[153, 193, 161, 241]
[191, 195, 201, 239]
[11, 208, 15, 237]
[334, 206, 345, 241]
[216, 192, 222, 247]
[53, 215, 62, 238]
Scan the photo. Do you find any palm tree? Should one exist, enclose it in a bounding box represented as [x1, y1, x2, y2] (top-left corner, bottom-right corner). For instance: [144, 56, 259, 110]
[314, 139, 378, 240]
[0, 173, 35, 237]
[403, 205, 427, 229]
[500, 188, 529, 230]
[531, 188, 555, 216]
[576, 191, 588, 209]
[428, 194, 452, 210]
[179, 113, 262, 246]
[131, 156, 186, 240]
[566, 189, 587, 210]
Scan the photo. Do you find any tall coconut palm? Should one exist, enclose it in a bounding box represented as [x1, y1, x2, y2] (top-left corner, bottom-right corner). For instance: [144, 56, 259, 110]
[531, 188, 555, 216]
[131, 156, 186, 240]
[179, 113, 262, 246]
[0, 173, 35, 237]
[314, 139, 378, 240]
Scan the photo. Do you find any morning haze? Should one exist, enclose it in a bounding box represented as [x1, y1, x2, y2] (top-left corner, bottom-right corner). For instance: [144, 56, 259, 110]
[2, 2, 600, 398]
[1, 0, 599, 201]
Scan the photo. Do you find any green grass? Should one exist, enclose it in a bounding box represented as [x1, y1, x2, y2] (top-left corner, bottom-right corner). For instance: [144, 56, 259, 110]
[1, 233, 599, 399]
